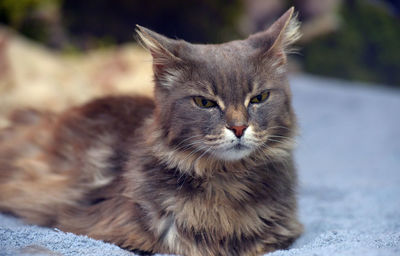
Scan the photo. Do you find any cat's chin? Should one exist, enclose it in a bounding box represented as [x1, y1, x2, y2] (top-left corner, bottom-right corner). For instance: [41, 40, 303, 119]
[214, 146, 253, 161]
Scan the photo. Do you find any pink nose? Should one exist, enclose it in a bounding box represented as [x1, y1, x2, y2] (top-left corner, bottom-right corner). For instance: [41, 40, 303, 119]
[228, 125, 248, 138]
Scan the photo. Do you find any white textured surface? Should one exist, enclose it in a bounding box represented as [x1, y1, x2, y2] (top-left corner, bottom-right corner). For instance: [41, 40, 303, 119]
[1, 74, 400, 256]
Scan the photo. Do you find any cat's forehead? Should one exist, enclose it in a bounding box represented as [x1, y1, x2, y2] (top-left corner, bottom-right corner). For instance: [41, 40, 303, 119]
[193, 41, 251, 67]
[186, 42, 265, 101]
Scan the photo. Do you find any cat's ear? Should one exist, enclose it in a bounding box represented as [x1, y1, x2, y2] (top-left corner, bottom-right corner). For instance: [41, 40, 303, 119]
[136, 25, 185, 86]
[247, 7, 301, 66]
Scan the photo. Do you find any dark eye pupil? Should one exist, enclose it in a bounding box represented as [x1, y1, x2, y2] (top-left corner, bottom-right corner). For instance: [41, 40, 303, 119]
[257, 95, 262, 101]
[202, 99, 208, 106]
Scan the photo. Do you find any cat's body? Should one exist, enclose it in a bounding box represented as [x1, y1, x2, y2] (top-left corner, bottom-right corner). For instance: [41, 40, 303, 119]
[0, 8, 303, 256]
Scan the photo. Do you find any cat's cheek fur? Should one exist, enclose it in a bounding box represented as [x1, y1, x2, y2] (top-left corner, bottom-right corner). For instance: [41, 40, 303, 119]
[248, 104, 270, 130]
[168, 100, 222, 147]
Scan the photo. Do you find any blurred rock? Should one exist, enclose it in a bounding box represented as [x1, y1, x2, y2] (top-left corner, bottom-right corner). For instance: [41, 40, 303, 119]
[240, 0, 342, 42]
[295, 0, 342, 43]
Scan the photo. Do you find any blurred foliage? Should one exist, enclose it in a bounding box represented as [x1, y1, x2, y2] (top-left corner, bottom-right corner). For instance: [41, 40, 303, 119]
[0, 0, 243, 48]
[0, 0, 55, 26]
[302, 0, 400, 86]
[0, 0, 61, 42]
[62, 0, 243, 47]
[1, 0, 400, 87]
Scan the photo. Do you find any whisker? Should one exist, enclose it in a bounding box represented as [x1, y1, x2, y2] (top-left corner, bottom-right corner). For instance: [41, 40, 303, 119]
[267, 125, 291, 131]
[266, 138, 283, 144]
[204, 134, 223, 139]
[196, 146, 213, 162]
[204, 139, 225, 146]
[173, 142, 203, 153]
[256, 126, 292, 136]
[180, 144, 209, 164]
[268, 135, 296, 142]
[174, 135, 203, 148]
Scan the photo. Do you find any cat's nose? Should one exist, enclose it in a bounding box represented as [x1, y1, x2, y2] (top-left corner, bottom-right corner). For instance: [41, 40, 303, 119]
[227, 125, 248, 138]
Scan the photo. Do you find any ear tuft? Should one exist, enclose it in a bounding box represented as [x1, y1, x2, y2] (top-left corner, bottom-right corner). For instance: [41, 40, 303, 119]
[280, 11, 301, 54]
[136, 25, 159, 53]
[247, 7, 301, 73]
[248, 7, 301, 56]
[135, 25, 181, 66]
[136, 25, 186, 88]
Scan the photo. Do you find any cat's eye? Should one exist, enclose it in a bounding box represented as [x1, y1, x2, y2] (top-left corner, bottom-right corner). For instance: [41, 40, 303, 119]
[193, 96, 217, 108]
[250, 91, 270, 104]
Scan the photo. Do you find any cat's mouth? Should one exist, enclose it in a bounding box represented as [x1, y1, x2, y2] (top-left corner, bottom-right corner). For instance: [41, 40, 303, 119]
[231, 143, 250, 151]
[209, 127, 258, 161]
[213, 142, 253, 161]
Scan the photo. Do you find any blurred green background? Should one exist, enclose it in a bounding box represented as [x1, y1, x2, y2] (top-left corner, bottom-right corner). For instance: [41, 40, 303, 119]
[0, 0, 399, 86]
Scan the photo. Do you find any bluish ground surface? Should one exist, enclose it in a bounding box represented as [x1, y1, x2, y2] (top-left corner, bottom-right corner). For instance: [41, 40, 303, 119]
[1, 74, 399, 256]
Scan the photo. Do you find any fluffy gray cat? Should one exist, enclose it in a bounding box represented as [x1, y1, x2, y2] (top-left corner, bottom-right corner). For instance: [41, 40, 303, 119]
[0, 7, 302, 256]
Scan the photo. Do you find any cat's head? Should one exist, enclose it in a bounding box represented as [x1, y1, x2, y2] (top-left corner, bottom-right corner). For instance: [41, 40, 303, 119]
[137, 8, 300, 163]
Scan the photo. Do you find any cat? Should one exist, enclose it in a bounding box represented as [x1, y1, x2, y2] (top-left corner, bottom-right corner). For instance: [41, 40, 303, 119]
[0, 7, 302, 256]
